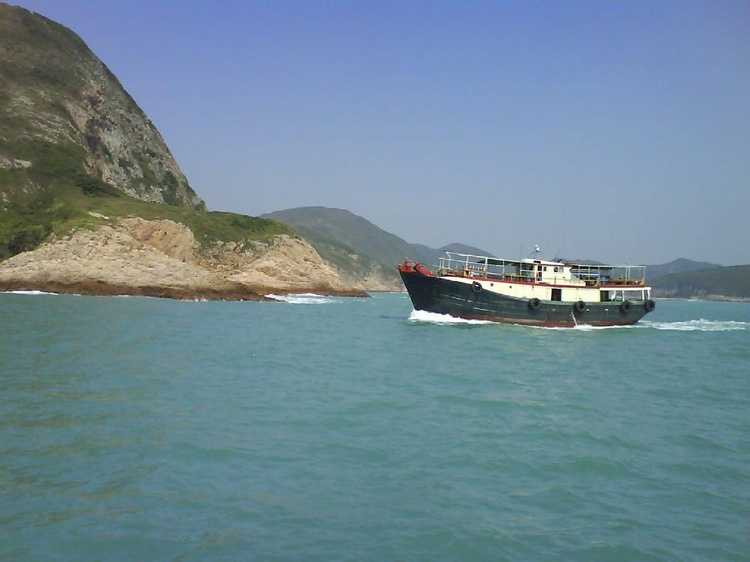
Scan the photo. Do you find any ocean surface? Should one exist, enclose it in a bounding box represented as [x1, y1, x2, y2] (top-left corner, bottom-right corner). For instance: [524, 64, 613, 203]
[1, 291, 748, 561]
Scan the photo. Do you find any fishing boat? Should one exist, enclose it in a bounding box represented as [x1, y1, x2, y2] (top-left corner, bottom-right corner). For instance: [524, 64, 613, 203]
[398, 249, 656, 327]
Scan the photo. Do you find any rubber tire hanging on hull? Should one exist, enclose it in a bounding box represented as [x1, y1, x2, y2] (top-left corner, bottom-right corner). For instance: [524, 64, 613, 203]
[620, 300, 631, 313]
[471, 281, 482, 293]
[574, 300, 586, 313]
[644, 299, 656, 312]
[528, 297, 541, 311]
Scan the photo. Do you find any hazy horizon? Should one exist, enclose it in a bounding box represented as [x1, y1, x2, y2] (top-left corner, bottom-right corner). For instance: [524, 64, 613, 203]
[9, 0, 750, 266]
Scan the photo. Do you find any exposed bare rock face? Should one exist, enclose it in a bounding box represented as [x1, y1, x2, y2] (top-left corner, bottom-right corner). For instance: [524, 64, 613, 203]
[124, 218, 198, 263]
[224, 235, 364, 294]
[0, 3, 204, 209]
[0, 219, 368, 299]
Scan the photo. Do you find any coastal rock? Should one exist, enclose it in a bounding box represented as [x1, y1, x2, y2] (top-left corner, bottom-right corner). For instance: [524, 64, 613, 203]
[0, 219, 368, 299]
[123, 217, 198, 263]
[225, 234, 365, 294]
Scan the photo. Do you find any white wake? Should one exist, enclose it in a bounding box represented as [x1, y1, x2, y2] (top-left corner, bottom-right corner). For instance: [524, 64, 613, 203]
[640, 319, 746, 332]
[266, 293, 340, 305]
[2, 290, 58, 296]
[408, 309, 492, 325]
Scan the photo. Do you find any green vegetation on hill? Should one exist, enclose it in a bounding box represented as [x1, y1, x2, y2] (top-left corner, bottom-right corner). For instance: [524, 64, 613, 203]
[0, 135, 290, 259]
[0, 181, 291, 261]
[1, 184, 287, 265]
[263, 207, 424, 267]
[650, 265, 750, 300]
[261, 206, 494, 284]
[646, 258, 720, 280]
[292, 225, 384, 275]
[0, 140, 86, 190]
[91, 196, 292, 248]
[0, 138, 100, 258]
[0, 6, 91, 102]
[262, 207, 425, 282]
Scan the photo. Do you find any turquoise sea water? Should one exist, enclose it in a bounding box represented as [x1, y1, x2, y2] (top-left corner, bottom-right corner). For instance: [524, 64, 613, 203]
[1, 292, 748, 561]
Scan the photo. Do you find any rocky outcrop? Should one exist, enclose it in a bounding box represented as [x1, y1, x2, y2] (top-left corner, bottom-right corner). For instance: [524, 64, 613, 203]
[0, 218, 368, 299]
[223, 236, 365, 294]
[0, 3, 204, 209]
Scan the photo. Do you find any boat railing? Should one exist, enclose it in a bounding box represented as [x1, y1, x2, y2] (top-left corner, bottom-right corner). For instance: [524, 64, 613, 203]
[606, 287, 652, 302]
[437, 253, 546, 283]
[571, 264, 646, 286]
[436, 252, 649, 286]
[438, 252, 513, 280]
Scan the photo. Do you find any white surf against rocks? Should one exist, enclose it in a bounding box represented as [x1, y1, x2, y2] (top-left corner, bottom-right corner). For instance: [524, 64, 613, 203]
[266, 293, 340, 305]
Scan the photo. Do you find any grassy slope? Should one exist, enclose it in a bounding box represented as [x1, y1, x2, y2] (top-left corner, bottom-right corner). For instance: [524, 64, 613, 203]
[0, 186, 292, 261]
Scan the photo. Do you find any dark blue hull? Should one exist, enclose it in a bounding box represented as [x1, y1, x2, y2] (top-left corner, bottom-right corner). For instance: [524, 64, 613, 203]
[400, 270, 651, 327]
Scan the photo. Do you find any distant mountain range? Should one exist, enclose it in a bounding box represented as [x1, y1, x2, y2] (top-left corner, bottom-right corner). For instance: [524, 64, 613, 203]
[645, 258, 720, 280]
[649, 265, 750, 300]
[263, 206, 749, 300]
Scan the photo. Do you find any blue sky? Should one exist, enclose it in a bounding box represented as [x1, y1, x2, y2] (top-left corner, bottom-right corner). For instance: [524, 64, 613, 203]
[9, 0, 750, 265]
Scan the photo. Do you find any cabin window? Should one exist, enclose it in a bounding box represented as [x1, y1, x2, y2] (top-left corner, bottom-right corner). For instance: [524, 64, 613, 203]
[551, 288, 562, 301]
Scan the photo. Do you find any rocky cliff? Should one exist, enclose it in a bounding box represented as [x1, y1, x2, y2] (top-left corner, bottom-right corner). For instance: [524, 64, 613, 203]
[0, 3, 203, 208]
[0, 4, 373, 298]
[0, 217, 368, 298]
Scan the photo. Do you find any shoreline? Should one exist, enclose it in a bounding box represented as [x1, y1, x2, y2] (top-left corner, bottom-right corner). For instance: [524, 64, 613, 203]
[0, 280, 369, 301]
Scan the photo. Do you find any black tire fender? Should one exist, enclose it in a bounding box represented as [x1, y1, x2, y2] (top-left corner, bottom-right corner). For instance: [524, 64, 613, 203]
[528, 297, 541, 311]
[620, 300, 631, 313]
[471, 281, 482, 293]
[644, 299, 656, 312]
[574, 300, 586, 313]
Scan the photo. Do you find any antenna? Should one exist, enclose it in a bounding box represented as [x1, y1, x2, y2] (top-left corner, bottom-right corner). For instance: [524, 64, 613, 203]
[526, 245, 542, 259]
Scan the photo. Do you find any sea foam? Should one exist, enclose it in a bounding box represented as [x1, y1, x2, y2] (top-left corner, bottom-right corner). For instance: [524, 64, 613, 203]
[266, 293, 339, 305]
[3, 290, 58, 296]
[408, 309, 492, 325]
[641, 319, 746, 332]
